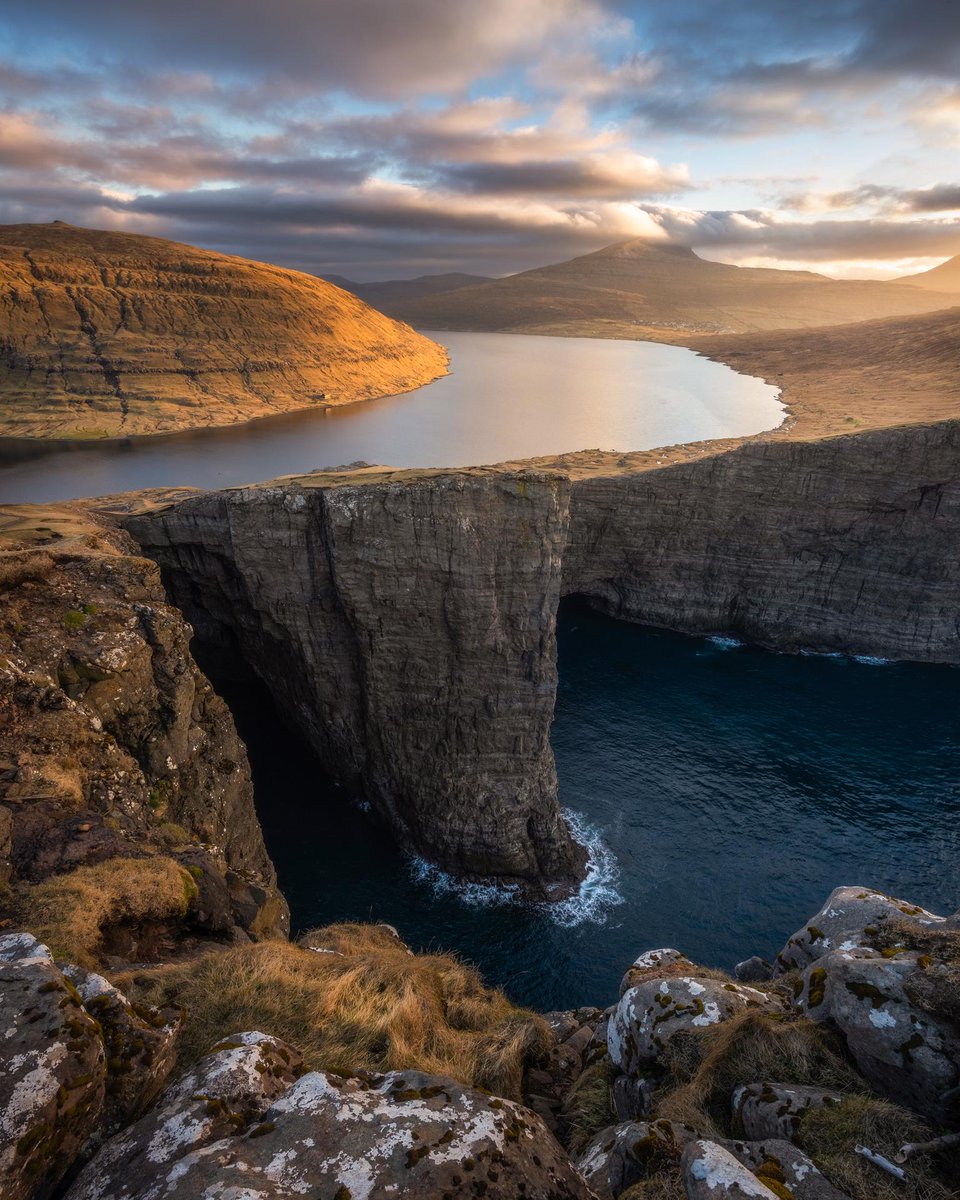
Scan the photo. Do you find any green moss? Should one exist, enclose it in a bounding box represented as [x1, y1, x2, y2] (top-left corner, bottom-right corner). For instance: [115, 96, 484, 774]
[807, 968, 827, 1008]
[62, 609, 87, 631]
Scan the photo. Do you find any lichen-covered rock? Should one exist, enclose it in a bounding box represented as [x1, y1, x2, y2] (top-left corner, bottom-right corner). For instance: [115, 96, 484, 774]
[776, 887, 944, 972]
[795, 946, 959, 1121]
[608, 974, 779, 1075]
[612, 1074, 653, 1122]
[66, 1030, 302, 1200]
[721, 1138, 851, 1200]
[61, 965, 180, 1135]
[72, 1066, 594, 1200]
[732, 1082, 844, 1142]
[619, 948, 691, 997]
[579, 1118, 698, 1198]
[682, 1140, 780, 1198]
[0, 933, 106, 1200]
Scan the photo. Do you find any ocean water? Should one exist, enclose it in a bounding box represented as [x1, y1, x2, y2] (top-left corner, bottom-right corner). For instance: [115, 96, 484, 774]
[218, 600, 960, 1013]
[0, 331, 781, 503]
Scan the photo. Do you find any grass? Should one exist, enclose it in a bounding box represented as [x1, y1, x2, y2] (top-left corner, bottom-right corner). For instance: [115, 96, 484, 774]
[654, 1009, 866, 1135]
[799, 1094, 958, 1200]
[0, 550, 54, 591]
[115, 923, 551, 1101]
[563, 1059, 618, 1153]
[19, 855, 197, 967]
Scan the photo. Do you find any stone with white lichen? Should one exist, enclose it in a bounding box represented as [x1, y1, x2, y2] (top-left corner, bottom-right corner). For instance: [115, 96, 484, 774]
[682, 1140, 780, 1198]
[69, 1064, 594, 1200]
[775, 886, 945, 973]
[732, 1082, 845, 1143]
[795, 945, 960, 1122]
[578, 1118, 699, 1198]
[66, 1031, 302, 1200]
[0, 933, 106, 1200]
[607, 974, 782, 1076]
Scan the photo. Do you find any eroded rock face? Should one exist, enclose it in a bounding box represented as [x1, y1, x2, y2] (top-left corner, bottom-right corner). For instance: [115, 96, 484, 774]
[72, 1064, 594, 1200]
[126, 473, 583, 889]
[608, 973, 779, 1076]
[0, 933, 106, 1200]
[795, 945, 960, 1121]
[0, 520, 288, 945]
[776, 886, 944, 972]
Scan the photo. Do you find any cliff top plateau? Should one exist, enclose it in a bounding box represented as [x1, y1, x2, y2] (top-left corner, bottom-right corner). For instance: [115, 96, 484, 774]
[388, 236, 958, 336]
[0, 221, 447, 440]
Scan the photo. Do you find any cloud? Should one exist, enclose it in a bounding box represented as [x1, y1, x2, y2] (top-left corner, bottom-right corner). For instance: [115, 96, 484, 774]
[3, 0, 614, 99]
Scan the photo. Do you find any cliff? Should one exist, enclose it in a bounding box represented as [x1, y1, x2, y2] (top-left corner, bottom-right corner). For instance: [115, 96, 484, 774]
[0, 221, 447, 440]
[125, 471, 585, 891]
[0, 504, 288, 955]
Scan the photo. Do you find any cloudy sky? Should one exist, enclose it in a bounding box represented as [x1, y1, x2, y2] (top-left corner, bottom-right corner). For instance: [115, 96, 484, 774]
[1, 1, 959, 279]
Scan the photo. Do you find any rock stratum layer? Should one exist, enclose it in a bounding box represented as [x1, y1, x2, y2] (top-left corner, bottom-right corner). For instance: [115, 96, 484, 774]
[0, 222, 447, 439]
[126, 402, 960, 884]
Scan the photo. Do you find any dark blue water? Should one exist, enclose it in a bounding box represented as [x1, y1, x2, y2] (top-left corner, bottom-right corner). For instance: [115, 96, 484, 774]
[223, 602, 960, 1013]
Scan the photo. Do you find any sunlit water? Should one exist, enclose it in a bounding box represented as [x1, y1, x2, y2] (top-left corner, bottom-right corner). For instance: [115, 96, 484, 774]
[215, 602, 960, 1012]
[0, 331, 782, 503]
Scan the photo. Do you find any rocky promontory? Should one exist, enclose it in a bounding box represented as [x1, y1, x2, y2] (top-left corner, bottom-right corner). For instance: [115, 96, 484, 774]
[0, 222, 447, 440]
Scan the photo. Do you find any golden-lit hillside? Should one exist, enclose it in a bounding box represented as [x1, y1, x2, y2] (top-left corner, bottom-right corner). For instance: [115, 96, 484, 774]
[0, 222, 448, 439]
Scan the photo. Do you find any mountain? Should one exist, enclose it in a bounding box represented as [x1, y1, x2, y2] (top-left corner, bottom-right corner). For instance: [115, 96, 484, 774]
[322, 271, 493, 316]
[388, 238, 957, 335]
[894, 254, 960, 292]
[0, 222, 447, 440]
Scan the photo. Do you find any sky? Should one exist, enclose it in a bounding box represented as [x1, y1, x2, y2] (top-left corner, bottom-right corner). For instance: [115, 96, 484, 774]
[1, 1, 959, 280]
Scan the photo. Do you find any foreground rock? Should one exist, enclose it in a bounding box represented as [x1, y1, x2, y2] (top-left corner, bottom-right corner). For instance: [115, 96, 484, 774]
[682, 1140, 781, 1199]
[0, 933, 106, 1200]
[69, 1061, 595, 1200]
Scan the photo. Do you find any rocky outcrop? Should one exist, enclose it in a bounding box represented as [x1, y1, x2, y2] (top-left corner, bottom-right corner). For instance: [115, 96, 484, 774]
[126, 472, 584, 890]
[0, 221, 447, 439]
[0, 514, 287, 948]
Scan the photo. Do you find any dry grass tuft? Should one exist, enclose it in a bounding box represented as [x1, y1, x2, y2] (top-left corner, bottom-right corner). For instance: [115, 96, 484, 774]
[654, 1010, 865, 1135]
[562, 1059, 618, 1153]
[20, 855, 196, 967]
[620, 1175, 687, 1200]
[0, 550, 55, 591]
[116, 923, 550, 1101]
[799, 1094, 958, 1200]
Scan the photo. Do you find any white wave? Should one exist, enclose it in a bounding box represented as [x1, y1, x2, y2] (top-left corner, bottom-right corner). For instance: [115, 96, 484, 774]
[852, 655, 891, 666]
[706, 635, 743, 650]
[545, 808, 624, 928]
[407, 808, 623, 928]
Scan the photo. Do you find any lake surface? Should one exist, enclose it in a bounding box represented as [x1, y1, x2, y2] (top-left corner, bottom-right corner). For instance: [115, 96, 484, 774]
[217, 601, 960, 1013]
[0, 331, 782, 504]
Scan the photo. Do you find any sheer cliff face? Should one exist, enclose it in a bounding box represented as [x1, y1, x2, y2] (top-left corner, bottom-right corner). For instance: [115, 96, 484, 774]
[126, 419, 960, 885]
[564, 420, 960, 662]
[127, 472, 584, 888]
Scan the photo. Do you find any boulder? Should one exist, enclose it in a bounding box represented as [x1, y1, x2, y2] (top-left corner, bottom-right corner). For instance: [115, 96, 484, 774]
[612, 1074, 653, 1122]
[0, 933, 106, 1200]
[619, 947, 691, 997]
[66, 1031, 302, 1200]
[579, 1118, 697, 1198]
[735, 957, 775, 983]
[722, 1138, 851, 1200]
[795, 946, 960, 1121]
[71, 1065, 595, 1200]
[608, 974, 780, 1076]
[776, 887, 944, 972]
[732, 1082, 845, 1142]
[61, 965, 180, 1135]
[682, 1140, 780, 1198]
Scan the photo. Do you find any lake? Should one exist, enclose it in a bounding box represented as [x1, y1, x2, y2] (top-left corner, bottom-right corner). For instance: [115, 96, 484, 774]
[0, 331, 782, 503]
[212, 601, 960, 1012]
